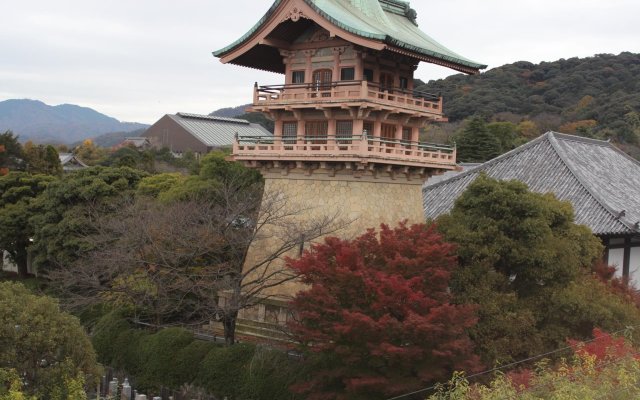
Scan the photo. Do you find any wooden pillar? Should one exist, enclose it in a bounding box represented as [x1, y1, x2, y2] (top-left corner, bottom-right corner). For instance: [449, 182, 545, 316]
[353, 119, 364, 136]
[273, 119, 283, 141]
[332, 48, 342, 83]
[355, 51, 364, 80]
[395, 123, 403, 141]
[327, 118, 336, 147]
[624, 236, 631, 279]
[304, 50, 314, 84]
[373, 120, 382, 139]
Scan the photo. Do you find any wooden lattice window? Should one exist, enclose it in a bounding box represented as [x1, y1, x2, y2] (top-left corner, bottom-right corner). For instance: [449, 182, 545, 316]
[380, 73, 394, 92]
[363, 122, 374, 136]
[292, 70, 305, 84]
[402, 127, 412, 142]
[313, 69, 332, 93]
[336, 120, 353, 144]
[381, 124, 396, 140]
[305, 121, 328, 143]
[282, 121, 297, 144]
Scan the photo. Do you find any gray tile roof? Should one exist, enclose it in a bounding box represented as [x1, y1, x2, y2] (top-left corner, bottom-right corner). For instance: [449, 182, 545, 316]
[423, 132, 640, 236]
[169, 112, 271, 147]
[58, 153, 88, 171]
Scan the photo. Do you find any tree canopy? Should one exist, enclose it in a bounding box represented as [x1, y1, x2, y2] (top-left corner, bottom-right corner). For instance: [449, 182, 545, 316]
[29, 166, 148, 270]
[288, 223, 480, 400]
[0, 282, 99, 398]
[435, 175, 640, 365]
[417, 52, 640, 158]
[0, 172, 55, 276]
[0, 131, 25, 173]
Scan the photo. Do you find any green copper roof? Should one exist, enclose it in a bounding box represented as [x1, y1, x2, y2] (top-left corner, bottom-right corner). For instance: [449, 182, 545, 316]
[213, 0, 487, 73]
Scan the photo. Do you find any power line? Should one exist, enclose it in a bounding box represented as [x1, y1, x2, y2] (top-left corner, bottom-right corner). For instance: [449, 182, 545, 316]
[385, 325, 637, 400]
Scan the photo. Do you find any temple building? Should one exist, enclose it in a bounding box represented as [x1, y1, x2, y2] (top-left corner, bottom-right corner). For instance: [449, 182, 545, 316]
[213, 0, 485, 339]
[424, 132, 640, 287]
[143, 113, 271, 157]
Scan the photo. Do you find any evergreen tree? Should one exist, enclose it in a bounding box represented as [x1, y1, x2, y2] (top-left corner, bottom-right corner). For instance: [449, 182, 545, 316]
[456, 116, 502, 162]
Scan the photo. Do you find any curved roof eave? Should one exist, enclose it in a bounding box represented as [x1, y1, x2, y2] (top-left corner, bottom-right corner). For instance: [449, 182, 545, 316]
[213, 0, 486, 73]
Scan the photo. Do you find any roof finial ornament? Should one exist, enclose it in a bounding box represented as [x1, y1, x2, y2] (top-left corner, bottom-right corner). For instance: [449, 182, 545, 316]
[405, 7, 417, 25]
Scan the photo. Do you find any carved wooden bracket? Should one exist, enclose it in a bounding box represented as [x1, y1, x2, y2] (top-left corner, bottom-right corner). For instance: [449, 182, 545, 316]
[282, 7, 308, 23]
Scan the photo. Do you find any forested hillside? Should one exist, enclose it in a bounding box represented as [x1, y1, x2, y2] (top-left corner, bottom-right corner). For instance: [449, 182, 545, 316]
[417, 52, 640, 159]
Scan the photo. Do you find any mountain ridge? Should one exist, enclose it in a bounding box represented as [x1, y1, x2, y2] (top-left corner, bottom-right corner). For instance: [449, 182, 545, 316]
[0, 99, 149, 144]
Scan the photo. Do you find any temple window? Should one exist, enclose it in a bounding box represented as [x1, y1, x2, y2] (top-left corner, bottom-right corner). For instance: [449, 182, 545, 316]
[364, 68, 374, 82]
[340, 67, 355, 81]
[400, 77, 409, 90]
[312, 69, 332, 91]
[292, 70, 305, 84]
[283, 121, 298, 144]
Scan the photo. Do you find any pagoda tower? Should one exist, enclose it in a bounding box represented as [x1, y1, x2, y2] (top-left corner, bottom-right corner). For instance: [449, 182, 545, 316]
[213, 0, 485, 337]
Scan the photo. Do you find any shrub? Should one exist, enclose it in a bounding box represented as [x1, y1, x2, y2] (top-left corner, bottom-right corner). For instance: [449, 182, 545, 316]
[91, 310, 133, 366]
[240, 347, 302, 400]
[196, 344, 256, 399]
[135, 328, 195, 390]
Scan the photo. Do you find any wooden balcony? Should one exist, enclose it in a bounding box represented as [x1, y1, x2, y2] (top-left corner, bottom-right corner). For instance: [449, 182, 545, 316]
[252, 81, 444, 119]
[232, 134, 456, 170]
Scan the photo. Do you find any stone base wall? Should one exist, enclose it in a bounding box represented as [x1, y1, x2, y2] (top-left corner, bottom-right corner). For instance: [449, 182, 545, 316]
[240, 169, 425, 305]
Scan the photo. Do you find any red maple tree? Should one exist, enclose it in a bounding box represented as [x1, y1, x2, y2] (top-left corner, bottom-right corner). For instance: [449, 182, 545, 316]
[287, 222, 481, 400]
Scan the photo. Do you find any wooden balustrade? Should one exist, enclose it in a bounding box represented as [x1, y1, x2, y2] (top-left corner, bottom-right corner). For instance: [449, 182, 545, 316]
[253, 81, 443, 114]
[232, 134, 456, 167]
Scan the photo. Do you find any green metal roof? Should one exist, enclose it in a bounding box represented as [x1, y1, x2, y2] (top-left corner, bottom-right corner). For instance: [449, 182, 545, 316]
[213, 0, 487, 73]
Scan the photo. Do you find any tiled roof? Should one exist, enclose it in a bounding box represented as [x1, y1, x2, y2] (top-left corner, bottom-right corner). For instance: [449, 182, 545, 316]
[168, 113, 272, 147]
[423, 132, 640, 236]
[58, 153, 88, 170]
[213, 0, 486, 74]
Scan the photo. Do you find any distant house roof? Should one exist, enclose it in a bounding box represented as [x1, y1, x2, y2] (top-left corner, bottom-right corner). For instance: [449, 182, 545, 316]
[58, 153, 88, 171]
[167, 113, 271, 147]
[423, 132, 640, 236]
[123, 137, 150, 148]
[213, 0, 486, 74]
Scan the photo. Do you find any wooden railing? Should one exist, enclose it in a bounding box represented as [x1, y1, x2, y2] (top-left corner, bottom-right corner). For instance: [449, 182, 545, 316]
[253, 81, 443, 114]
[233, 134, 456, 166]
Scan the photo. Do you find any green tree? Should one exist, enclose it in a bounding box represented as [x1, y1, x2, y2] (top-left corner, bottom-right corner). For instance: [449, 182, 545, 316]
[23, 142, 62, 175]
[456, 117, 502, 162]
[0, 282, 99, 398]
[29, 166, 147, 270]
[436, 175, 608, 364]
[0, 131, 25, 173]
[486, 121, 520, 153]
[72, 139, 106, 166]
[0, 173, 55, 277]
[159, 151, 262, 202]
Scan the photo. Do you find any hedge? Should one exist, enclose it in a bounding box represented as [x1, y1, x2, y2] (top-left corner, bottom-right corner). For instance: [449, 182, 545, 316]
[91, 312, 302, 399]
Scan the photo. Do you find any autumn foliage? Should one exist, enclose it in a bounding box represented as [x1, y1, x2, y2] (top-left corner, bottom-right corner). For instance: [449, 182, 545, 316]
[287, 223, 481, 400]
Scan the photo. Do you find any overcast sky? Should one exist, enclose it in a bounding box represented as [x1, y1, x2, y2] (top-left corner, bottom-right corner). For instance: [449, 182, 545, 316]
[1, 0, 639, 124]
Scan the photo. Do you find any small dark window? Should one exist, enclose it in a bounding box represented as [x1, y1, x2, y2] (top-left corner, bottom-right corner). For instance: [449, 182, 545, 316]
[292, 70, 305, 84]
[399, 77, 409, 90]
[341, 67, 355, 81]
[364, 68, 374, 82]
